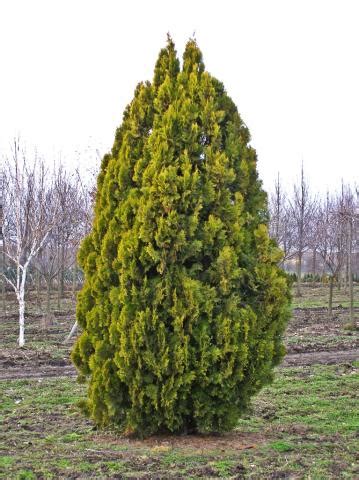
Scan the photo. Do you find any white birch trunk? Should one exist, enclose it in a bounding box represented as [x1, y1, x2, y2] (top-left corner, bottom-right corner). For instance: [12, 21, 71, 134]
[18, 264, 28, 347]
[65, 320, 78, 342]
[18, 295, 25, 347]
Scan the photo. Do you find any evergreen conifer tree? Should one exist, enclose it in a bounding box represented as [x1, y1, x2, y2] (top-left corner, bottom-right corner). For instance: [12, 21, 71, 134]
[72, 37, 291, 435]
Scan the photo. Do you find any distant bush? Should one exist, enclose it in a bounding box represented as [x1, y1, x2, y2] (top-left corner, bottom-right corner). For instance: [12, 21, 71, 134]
[302, 273, 322, 283]
[287, 272, 297, 283]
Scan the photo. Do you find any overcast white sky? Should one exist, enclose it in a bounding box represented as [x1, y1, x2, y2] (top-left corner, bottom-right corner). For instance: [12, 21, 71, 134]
[0, 0, 358, 193]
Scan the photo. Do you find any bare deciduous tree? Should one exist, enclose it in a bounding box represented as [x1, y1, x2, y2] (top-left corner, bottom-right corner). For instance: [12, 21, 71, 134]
[289, 165, 316, 296]
[34, 168, 85, 318]
[316, 193, 347, 317]
[1, 140, 60, 346]
[335, 185, 358, 327]
[65, 168, 96, 341]
[269, 173, 295, 263]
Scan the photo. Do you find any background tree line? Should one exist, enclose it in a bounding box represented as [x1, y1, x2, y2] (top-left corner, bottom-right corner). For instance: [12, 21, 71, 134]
[269, 166, 358, 325]
[0, 143, 358, 346]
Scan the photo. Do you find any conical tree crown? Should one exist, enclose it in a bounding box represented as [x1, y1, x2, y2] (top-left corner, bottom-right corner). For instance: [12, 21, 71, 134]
[72, 38, 290, 435]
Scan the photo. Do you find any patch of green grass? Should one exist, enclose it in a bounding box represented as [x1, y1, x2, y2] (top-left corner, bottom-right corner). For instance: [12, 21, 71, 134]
[269, 440, 294, 452]
[211, 459, 236, 476]
[17, 471, 36, 480]
[104, 460, 127, 473]
[44, 434, 57, 443]
[272, 366, 358, 434]
[293, 299, 359, 309]
[61, 432, 83, 443]
[286, 334, 357, 348]
[291, 284, 359, 309]
[0, 456, 15, 468]
[78, 461, 93, 472]
[55, 459, 71, 468]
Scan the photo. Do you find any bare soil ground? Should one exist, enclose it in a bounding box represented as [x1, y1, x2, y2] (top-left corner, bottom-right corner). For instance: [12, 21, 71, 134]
[285, 306, 359, 353]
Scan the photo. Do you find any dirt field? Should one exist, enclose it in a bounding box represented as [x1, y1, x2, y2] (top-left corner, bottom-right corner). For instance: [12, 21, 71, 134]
[0, 287, 358, 479]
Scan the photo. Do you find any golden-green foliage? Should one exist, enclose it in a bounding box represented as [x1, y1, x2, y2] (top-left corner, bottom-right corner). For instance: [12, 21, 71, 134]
[72, 37, 291, 435]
